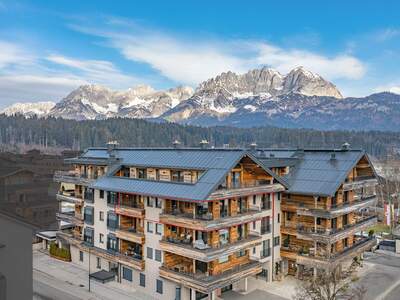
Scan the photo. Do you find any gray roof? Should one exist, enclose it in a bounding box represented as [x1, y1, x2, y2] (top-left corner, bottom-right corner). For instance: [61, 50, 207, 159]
[281, 150, 369, 196]
[86, 148, 286, 201]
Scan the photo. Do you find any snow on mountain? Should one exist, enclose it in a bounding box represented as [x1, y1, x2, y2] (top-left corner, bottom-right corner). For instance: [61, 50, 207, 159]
[48, 84, 194, 120]
[1, 101, 55, 117]
[162, 66, 343, 122]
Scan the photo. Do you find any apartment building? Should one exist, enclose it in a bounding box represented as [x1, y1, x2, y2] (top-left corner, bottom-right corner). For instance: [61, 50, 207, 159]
[55, 145, 286, 300]
[254, 146, 379, 278]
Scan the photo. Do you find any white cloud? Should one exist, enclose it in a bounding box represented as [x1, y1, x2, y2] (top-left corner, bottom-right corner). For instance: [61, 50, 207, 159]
[71, 20, 366, 85]
[374, 28, 400, 42]
[373, 84, 400, 95]
[0, 40, 140, 108]
[46, 54, 139, 88]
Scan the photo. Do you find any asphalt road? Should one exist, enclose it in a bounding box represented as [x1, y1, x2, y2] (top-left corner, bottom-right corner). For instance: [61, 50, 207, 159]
[33, 277, 81, 300]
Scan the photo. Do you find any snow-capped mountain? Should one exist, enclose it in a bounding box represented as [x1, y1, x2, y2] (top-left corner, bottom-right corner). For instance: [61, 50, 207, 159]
[3, 66, 400, 131]
[1, 101, 55, 117]
[49, 84, 194, 120]
[162, 66, 343, 122]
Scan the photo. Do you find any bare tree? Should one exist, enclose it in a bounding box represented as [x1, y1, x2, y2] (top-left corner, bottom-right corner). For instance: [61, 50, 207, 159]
[293, 263, 366, 300]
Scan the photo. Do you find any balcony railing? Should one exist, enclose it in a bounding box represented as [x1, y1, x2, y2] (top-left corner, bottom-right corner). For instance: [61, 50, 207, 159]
[53, 171, 96, 185]
[56, 192, 83, 204]
[159, 260, 262, 293]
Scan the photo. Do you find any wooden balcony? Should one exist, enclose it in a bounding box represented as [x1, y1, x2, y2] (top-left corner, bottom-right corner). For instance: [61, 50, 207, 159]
[56, 193, 83, 205]
[159, 260, 262, 294]
[115, 205, 145, 219]
[296, 216, 377, 243]
[159, 234, 262, 262]
[53, 171, 95, 185]
[56, 212, 84, 226]
[295, 238, 377, 269]
[56, 231, 145, 271]
[208, 183, 284, 201]
[115, 228, 145, 245]
[160, 208, 269, 231]
[343, 177, 378, 191]
[296, 195, 377, 218]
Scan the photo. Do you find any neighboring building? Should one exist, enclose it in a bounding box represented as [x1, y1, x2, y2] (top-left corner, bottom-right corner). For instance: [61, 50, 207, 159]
[0, 210, 37, 300]
[0, 150, 76, 230]
[255, 146, 379, 278]
[54, 143, 379, 299]
[55, 146, 286, 300]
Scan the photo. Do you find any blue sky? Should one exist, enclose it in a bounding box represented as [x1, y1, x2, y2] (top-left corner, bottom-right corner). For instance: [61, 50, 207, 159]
[0, 0, 400, 108]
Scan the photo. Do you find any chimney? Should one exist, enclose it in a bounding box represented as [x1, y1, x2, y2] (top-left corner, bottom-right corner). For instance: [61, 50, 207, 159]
[341, 142, 350, 151]
[199, 139, 209, 149]
[107, 141, 119, 154]
[250, 142, 257, 151]
[172, 140, 181, 149]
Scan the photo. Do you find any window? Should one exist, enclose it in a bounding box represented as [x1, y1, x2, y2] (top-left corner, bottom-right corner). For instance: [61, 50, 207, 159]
[155, 197, 162, 208]
[84, 188, 94, 202]
[84, 227, 94, 245]
[236, 249, 246, 258]
[147, 247, 153, 259]
[253, 247, 256, 254]
[171, 170, 184, 182]
[147, 197, 154, 207]
[99, 233, 104, 244]
[253, 195, 256, 205]
[316, 217, 322, 225]
[276, 193, 281, 201]
[147, 222, 153, 233]
[99, 211, 104, 221]
[99, 190, 104, 199]
[84, 206, 94, 225]
[96, 257, 101, 269]
[253, 221, 256, 230]
[277, 213, 280, 223]
[107, 212, 118, 230]
[79, 251, 84, 262]
[155, 249, 162, 262]
[274, 236, 280, 247]
[218, 255, 229, 263]
[107, 234, 118, 252]
[107, 192, 117, 205]
[139, 273, 145, 287]
[156, 223, 163, 235]
[138, 168, 147, 179]
[122, 267, 132, 282]
[156, 279, 163, 294]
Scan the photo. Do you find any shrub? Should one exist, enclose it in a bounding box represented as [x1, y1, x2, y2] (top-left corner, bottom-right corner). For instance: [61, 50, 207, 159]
[49, 242, 71, 261]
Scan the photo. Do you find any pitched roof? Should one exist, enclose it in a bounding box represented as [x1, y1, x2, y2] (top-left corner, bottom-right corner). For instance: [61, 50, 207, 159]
[253, 148, 379, 197]
[84, 148, 286, 201]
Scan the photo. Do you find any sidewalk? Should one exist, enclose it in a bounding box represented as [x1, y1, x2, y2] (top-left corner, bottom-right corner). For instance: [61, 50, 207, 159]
[33, 250, 155, 300]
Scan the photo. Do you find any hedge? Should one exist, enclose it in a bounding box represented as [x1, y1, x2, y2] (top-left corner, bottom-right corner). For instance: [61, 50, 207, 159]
[49, 242, 71, 261]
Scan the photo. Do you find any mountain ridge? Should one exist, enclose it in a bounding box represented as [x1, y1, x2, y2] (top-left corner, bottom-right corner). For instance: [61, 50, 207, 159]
[2, 66, 400, 131]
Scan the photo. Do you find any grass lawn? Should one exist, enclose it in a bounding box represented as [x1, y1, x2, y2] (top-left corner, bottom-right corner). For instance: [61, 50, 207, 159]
[369, 223, 391, 234]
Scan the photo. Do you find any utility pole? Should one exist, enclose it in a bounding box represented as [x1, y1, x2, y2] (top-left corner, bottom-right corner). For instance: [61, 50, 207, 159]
[88, 247, 91, 292]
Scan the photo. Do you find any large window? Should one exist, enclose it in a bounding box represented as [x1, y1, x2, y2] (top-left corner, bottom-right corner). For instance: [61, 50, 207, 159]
[107, 212, 118, 230]
[107, 234, 118, 252]
[155, 249, 162, 262]
[147, 221, 154, 233]
[147, 247, 153, 259]
[274, 236, 280, 247]
[156, 223, 163, 235]
[107, 191, 118, 205]
[84, 188, 94, 202]
[83, 227, 94, 245]
[84, 207, 94, 225]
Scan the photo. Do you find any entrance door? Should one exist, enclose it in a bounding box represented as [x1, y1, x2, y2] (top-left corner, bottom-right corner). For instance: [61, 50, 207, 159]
[288, 260, 297, 276]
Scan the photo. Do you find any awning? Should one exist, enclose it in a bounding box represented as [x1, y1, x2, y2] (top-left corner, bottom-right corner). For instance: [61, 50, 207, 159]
[89, 270, 115, 283]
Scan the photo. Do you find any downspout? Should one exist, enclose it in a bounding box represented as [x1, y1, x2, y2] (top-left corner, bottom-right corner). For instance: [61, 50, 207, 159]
[272, 192, 275, 281]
